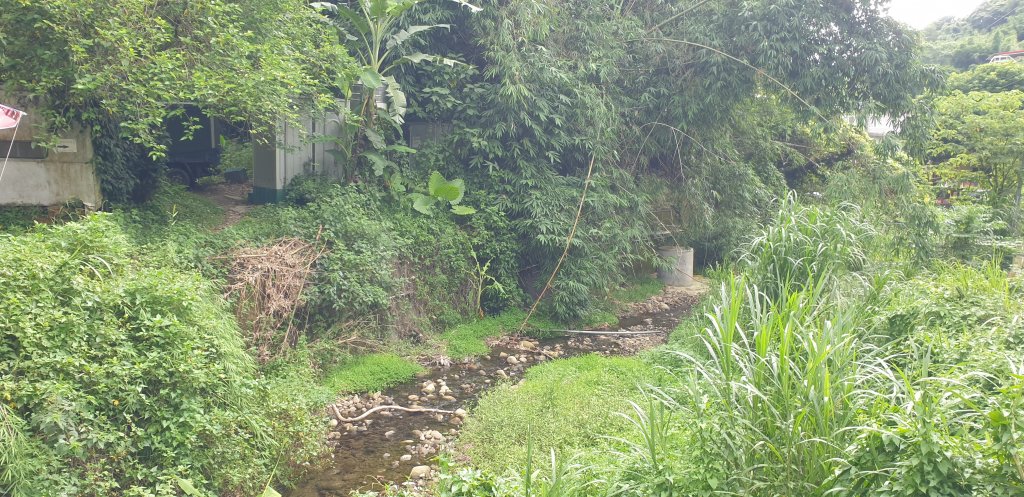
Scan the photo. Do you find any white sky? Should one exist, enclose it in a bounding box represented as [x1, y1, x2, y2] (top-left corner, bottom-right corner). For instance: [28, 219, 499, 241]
[887, 0, 989, 29]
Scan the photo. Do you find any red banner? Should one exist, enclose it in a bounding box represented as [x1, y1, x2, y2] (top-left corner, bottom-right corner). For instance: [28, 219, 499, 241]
[0, 104, 24, 130]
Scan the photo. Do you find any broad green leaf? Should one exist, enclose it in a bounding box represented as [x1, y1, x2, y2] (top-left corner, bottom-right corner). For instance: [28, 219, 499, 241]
[433, 183, 462, 202]
[359, 68, 383, 89]
[329, 4, 371, 36]
[427, 171, 466, 202]
[389, 172, 407, 192]
[411, 193, 436, 215]
[362, 151, 391, 176]
[385, 0, 421, 18]
[336, 76, 352, 98]
[427, 171, 447, 196]
[387, 25, 450, 51]
[451, 205, 477, 215]
[368, 0, 392, 18]
[177, 479, 204, 497]
[364, 128, 387, 151]
[448, 178, 466, 204]
[383, 76, 407, 122]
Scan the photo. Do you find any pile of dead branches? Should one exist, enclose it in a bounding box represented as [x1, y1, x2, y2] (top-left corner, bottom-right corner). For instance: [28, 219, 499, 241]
[224, 236, 324, 362]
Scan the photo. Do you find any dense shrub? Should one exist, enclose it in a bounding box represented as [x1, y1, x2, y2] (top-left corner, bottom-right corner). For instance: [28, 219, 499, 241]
[109, 184, 229, 277]
[91, 116, 164, 204]
[251, 179, 477, 337]
[0, 206, 46, 233]
[0, 216, 324, 496]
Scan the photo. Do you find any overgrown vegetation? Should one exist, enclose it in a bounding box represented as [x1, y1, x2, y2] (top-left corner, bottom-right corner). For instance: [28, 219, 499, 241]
[457, 355, 665, 473]
[921, 0, 1024, 70]
[6, 0, 1024, 495]
[0, 216, 326, 496]
[0, 181, 486, 495]
[0, 206, 44, 233]
[384, 0, 935, 320]
[435, 184, 1024, 496]
[439, 310, 559, 358]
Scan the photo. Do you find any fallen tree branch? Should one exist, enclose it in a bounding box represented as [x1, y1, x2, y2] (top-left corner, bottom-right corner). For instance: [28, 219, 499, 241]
[332, 404, 456, 423]
[558, 329, 664, 335]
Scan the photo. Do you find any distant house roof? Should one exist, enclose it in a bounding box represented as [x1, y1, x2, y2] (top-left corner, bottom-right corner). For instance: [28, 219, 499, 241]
[865, 117, 896, 140]
[842, 115, 896, 141]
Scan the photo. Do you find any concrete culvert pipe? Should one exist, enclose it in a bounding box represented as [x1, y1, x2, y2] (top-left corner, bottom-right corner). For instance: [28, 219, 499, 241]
[657, 245, 694, 287]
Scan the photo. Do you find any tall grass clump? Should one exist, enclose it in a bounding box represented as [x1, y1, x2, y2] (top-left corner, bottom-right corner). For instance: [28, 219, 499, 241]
[652, 196, 1024, 496]
[738, 193, 872, 300]
[0, 405, 43, 497]
[648, 194, 886, 495]
[668, 275, 884, 496]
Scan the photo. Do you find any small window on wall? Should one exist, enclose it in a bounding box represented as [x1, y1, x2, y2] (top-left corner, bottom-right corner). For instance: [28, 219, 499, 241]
[4, 140, 48, 159]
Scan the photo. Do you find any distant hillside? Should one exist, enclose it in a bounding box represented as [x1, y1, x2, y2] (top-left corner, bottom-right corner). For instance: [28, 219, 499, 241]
[921, 0, 1024, 69]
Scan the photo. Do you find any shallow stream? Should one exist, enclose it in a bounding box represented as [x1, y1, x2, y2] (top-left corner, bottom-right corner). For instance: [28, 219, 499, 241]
[287, 284, 705, 496]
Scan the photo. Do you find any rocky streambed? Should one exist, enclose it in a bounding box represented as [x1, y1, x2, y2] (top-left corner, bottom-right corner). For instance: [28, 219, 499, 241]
[288, 282, 708, 497]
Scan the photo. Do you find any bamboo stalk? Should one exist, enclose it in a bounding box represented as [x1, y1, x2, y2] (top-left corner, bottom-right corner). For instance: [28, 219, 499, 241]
[518, 155, 597, 333]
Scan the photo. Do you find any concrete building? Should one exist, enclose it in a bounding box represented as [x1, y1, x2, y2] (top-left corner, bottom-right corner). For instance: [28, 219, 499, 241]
[0, 107, 101, 207]
[0, 96, 350, 207]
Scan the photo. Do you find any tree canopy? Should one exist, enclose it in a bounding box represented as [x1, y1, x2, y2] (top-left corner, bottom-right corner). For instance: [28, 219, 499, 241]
[372, 0, 938, 315]
[928, 90, 1024, 206]
[0, 0, 356, 152]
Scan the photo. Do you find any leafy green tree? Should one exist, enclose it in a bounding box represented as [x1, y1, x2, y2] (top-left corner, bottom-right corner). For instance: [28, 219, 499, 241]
[927, 90, 1024, 222]
[393, 0, 935, 319]
[0, 0, 355, 153]
[316, 0, 476, 127]
[313, 0, 477, 185]
[948, 62, 1024, 93]
[920, 0, 1024, 70]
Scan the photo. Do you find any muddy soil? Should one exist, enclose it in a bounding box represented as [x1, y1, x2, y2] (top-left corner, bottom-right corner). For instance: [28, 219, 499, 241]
[287, 281, 709, 497]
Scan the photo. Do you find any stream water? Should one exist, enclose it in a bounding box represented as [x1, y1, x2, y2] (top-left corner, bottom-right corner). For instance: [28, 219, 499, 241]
[287, 284, 706, 497]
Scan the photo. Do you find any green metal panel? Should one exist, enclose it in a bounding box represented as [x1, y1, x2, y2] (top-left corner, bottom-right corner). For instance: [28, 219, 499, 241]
[248, 186, 286, 204]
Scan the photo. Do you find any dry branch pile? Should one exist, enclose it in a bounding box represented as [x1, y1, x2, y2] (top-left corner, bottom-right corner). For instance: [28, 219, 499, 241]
[224, 236, 324, 362]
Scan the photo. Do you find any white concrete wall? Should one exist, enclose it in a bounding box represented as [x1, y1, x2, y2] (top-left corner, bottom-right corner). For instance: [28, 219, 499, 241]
[0, 110, 100, 207]
[319, 110, 345, 181]
[253, 118, 319, 191]
[253, 106, 345, 195]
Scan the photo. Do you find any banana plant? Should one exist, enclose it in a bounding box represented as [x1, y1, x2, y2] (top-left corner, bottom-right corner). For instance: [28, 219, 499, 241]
[313, 0, 479, 182]
[314, 0, 479, 128]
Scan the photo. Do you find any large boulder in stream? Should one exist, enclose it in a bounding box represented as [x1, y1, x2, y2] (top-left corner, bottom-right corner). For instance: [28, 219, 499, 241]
[409, 465, 432, 479]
